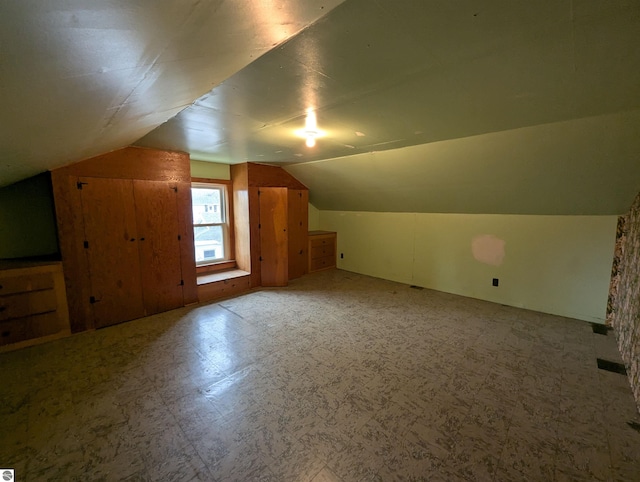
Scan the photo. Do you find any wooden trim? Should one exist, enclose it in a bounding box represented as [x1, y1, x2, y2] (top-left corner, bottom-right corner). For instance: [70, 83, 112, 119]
[230, 164, 252, 277]
[191, 177, 232, 186]
[196, 260, 237, 274]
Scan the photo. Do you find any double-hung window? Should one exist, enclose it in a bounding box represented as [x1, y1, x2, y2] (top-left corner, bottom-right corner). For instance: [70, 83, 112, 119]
[191, 182, 230, 266]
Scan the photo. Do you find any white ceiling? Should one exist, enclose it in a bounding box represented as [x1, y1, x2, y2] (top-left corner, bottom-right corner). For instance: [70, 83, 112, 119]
[0, 0, 346, 186]
[1, 0, 639, 214]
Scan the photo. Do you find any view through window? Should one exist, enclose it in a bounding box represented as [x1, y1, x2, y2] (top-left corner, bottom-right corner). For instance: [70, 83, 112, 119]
[191, 184, 228, 265]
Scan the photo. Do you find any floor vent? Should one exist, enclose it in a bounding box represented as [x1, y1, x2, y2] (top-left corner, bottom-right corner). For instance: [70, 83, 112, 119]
[627, 421, 640, 433]
[591, 323, 611, 335]
[410, 285, 424, 290]
[597, 358, 627, 375]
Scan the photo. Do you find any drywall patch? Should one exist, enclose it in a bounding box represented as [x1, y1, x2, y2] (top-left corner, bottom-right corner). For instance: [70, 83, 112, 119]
[472, 234, 506, 266]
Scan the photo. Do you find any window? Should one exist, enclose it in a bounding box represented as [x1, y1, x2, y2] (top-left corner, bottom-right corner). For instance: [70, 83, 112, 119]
[191, 182, 230, 266]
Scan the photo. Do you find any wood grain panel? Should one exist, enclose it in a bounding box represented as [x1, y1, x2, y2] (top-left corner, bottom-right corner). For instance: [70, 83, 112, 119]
[176, 181, 198, 305]
[311, 244, 336, 259]
[51, 171, 94, 332]
[288, 189, 309, 280]
[249, 186, 262, 288]
[0, 290, 57, 321]
[80, 177, 145, 328]
[247, 163, 308, 189]
[133, 180, 184, 315]
[51, 147, 193, 332]
[0, 272, 54, 295]
[308, 231, 337, 273]
[54, 147, 190, 182]
[259, 188, 288, 287]
[231, 164, 252, 275]
[0, 312, 60, 346]
[197, 276, 251, 302]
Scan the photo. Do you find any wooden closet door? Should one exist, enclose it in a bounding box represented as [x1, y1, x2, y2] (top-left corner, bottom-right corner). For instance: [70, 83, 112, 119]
[78, 177, 145, 328]
[133, 180, 184, 315]
[288, 189, 309, 280]
[259, 187, 288, 287]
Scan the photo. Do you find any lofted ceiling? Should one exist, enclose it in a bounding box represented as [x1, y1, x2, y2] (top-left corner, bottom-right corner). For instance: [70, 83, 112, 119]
[0, 0, 346, 186]
[1, 0, 640, 214]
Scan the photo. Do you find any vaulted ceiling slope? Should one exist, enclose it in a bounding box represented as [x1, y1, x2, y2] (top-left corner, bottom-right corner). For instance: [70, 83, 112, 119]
[137, 0, 640, 170]
[134, 0, 640, 215]
[1, 1, 639, 215]
[0, 0, 346, 187]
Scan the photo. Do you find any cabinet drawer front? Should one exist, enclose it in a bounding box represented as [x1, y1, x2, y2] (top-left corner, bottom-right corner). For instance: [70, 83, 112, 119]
[311, 244, 335, 260]
[198, 276, 251, 301]
[310, 256, 335, 271]
[310, 236, 335, 248]
[0, 312, 60, 346]
[0, 272, 54, 296]
[0, 289, 58, 321]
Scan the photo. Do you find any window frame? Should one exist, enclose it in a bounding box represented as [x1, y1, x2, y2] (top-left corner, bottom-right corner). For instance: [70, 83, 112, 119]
[191, 178, 235, 273]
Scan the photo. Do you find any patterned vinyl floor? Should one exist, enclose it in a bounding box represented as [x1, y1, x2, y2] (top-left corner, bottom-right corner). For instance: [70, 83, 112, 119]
[1, 269, 639, 481]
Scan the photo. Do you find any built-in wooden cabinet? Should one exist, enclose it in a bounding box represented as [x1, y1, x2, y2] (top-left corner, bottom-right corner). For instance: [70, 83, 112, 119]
[52, 147, 197, 333]
[0, 261, 70, 351]
[256, 187, 309, 287]
[76, 177, 185, 328]
[259, 187, 289, 287]
[231, 163, 309, 289]
[288, 189, 309, 280]
[308, 231, 337, 273]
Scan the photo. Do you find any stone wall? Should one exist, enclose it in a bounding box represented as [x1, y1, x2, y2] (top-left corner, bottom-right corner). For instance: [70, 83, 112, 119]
[610, 192, 640, 410]
[607, 216, 626, 326]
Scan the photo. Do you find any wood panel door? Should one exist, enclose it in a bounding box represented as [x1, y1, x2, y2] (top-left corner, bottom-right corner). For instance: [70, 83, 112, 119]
[78, 177, 145, 328]
[259, 187, 288, 287]
[133, 180, 184, 315]
[288, 189, 309, 280]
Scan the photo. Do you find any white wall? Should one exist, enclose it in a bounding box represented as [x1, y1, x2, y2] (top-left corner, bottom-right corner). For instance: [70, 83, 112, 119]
[319, 211, 617, 323]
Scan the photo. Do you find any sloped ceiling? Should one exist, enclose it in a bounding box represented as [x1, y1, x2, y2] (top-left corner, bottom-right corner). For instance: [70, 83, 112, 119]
[1, 0, 639, 215]
[0, 0, 345, 186]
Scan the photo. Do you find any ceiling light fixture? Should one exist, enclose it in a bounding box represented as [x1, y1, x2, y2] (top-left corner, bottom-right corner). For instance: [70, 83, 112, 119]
[295, 108, 324, 148]
[304, 109, 318, 147]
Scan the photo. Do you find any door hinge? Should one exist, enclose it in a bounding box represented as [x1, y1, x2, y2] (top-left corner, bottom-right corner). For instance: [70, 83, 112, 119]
[178, 234, 181, 241]
[89, 296, 99, 304]
[299, 192, 302, 197]
[77, 181, 88, 190]
[172, 186, 178, 192]
[258, 223, 261, 229]
[179, 280, 184, 286]
[259, 256, 263, 261]
[83, 241, 89, 249]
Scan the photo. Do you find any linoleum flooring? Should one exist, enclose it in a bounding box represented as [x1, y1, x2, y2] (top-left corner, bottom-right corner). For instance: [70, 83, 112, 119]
[1, 269, 639, 481]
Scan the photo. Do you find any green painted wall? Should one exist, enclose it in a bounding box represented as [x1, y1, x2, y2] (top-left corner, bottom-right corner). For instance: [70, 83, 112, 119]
[0, 173, 59, 259]
[190, 160, 230, 180]
[309, 203, 320, 230]
[319, 211, 617, 323]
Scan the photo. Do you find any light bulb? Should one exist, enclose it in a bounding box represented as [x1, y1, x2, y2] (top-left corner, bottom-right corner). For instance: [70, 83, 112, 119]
[306, 136, 316, 148]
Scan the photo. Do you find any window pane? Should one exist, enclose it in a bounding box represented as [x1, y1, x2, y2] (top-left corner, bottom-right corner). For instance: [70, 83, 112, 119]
[192, 187, 223, 224]
[194, 225, 224, 262]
